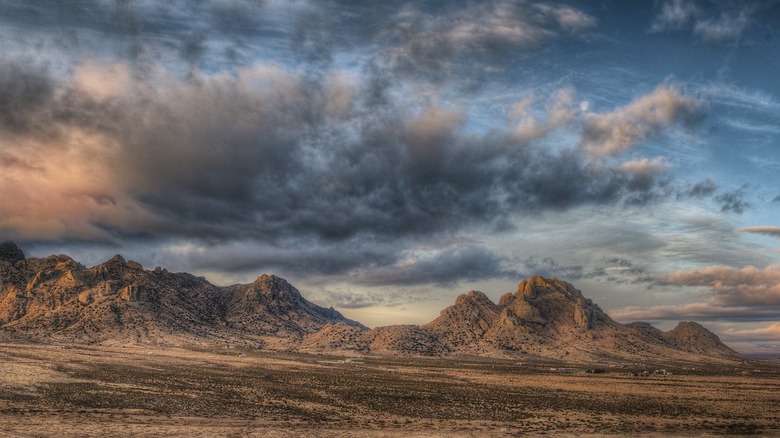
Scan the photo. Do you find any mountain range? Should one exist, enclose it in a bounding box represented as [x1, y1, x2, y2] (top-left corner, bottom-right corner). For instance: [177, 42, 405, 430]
[0, 242, 741, 362]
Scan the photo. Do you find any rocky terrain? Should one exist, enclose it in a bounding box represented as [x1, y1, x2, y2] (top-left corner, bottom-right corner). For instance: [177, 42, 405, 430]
[303, 276, 741, 363]
[1, 242, 741, 363]
[0, 242, 361, 348]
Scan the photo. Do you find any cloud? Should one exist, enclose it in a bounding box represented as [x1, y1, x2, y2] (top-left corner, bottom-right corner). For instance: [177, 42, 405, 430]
[580, 85, 700, 156]
[722, 323, 780, 342]
[0, 56, 680, 249]
[0, 60, 56, 133]
[651, 0, 700, 32]
[692, 8, 750, 43]
[650, 0, 763, 43]
[614, 263, 780, 323]
[317, 288, 425, 309]
[382, 1, 595, 77]
[585, 258, 655, 285]
[684, 178, 719, 198]
[350, 245, 519, 287]
[611, 302, 780, 322]
[714, 186, 753, 214]
[520, 256, 583, 280]
[178, 240, 399, 278]
[740, 226, 780, 237]
[0, 0, 274, 68]
[510, 88, 577, 143]
[664, 264, 780, 306]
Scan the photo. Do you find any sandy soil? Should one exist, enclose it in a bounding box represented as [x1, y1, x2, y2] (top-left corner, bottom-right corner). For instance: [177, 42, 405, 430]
[1, 341, 778, 437]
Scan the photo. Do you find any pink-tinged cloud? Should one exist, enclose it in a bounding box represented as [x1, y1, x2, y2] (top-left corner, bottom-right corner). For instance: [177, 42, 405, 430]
[740, 226, 780, 237]
[611, 264, 780, 323]
[664, 264, 780, 306]
[510, 88, 576, 143]
[0, 56, 680, 246]
[723, 323, 780, 342]
[610, 302, 779, 322]
[580, 85, 700, 156]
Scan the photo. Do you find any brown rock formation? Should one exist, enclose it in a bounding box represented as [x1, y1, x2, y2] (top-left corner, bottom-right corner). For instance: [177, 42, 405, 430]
[0, 244, 743, 362]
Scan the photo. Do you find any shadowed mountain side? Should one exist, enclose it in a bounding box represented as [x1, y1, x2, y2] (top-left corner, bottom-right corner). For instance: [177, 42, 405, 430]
[0, 242, 361, 347]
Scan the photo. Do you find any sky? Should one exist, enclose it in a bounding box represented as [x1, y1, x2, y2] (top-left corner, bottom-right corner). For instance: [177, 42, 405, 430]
[1, 0, 779, 354]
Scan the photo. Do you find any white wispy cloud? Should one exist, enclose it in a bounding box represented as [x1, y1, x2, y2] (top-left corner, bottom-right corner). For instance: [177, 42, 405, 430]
[650, 0, 762, 43]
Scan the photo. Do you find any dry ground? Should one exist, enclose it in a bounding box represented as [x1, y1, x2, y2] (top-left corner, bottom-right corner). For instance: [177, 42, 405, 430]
[1, 341, 779, 437]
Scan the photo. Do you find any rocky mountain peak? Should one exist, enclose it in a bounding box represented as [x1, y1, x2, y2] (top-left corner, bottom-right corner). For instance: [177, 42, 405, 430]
[0, 245, 746, 362]
[0, 241, 25, 263]
[515, 276, 583, 301]
[455, 290, 493, 306]
[498, 292, 514, 306]
[663, 321, 741, 359]
[251, 274, 303, 301]
[668, 321, 724, 344]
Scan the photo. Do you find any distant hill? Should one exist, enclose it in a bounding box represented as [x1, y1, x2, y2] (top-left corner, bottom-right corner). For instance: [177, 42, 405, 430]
[1, 242, 742, 362]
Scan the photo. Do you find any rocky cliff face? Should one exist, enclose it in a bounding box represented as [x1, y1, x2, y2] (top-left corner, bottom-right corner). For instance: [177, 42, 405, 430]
[0, 242, 741, 362]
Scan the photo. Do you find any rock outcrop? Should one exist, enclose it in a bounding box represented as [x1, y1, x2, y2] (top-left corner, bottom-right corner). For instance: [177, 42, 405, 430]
[303, 276, 742, 362]
[0, 243, 742, 362]
[0, 242, 25, 264]
[0, 245, 361, 346]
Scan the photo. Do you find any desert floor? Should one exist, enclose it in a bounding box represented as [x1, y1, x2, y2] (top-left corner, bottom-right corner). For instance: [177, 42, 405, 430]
[1, 341, 779, 437]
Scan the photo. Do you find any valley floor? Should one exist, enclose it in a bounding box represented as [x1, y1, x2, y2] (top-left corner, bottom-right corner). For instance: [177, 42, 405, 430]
[1, 341, 779, 437]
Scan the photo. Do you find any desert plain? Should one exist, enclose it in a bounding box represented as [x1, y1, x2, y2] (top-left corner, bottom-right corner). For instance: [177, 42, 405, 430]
[1, 340, 779, 437]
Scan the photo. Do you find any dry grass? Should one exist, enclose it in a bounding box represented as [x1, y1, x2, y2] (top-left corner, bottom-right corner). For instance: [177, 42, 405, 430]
[1, 341, 778, 437]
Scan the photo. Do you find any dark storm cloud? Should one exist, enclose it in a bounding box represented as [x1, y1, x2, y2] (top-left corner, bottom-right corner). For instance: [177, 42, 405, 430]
[0, 1, 706, 283]
[0, 55, 692, 250]
[0, 61, 55, 132]
[171, 240, 518, 287]
[184, 241, 398, 277]
[352, 246, 519, 287]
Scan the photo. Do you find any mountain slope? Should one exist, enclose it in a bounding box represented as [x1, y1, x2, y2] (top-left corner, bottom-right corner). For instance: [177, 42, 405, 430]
[0, 242, 361, 346]
[1, 242, 742, 362]
[304, 276, 741, 362]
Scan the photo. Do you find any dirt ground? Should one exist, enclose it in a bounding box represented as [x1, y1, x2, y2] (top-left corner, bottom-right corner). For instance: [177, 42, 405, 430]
[1, 341, 779, 437]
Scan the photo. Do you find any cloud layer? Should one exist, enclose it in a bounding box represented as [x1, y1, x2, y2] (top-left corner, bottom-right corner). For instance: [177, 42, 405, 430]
[612, 264, 780, 323]
[650, 0, 767, 43]
[0, 51, 697, 285]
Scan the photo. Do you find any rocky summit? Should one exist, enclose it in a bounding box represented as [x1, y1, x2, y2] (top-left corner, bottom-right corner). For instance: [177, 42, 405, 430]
[0, 243, 741, 362]
[302, 276, 742, 363]
[0, 243, 361, 347]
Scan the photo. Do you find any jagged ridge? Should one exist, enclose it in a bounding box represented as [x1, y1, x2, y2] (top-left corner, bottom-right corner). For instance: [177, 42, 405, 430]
[0, 242, 361, 347]
[1, 242, 741, 362]
[304, 276, 742, 363]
